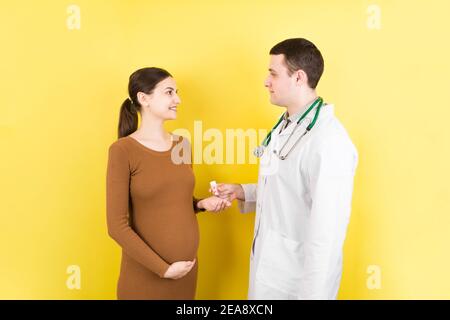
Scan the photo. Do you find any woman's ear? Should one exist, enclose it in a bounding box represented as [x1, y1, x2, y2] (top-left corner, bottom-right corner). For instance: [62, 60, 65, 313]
[137, 92, 148, 107]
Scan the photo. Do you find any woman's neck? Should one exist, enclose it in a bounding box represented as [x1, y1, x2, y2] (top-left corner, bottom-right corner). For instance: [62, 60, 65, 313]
[135, 113, 169, 140]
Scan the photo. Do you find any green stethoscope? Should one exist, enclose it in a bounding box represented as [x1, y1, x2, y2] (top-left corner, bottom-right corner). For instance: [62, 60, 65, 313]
[253, 97, 324, 160]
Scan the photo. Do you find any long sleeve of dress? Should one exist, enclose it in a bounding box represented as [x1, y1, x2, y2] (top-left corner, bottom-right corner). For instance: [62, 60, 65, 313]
[106, 143, 170, 278]
[193, 197, 205, 213]
[186, 139, 204, 214]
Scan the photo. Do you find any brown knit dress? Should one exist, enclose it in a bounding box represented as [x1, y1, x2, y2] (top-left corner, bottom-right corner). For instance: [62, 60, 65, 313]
[106, 135, 201, 300]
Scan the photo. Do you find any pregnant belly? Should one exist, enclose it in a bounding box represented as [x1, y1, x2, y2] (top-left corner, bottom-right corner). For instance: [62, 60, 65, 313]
[133, 210, 200, 263]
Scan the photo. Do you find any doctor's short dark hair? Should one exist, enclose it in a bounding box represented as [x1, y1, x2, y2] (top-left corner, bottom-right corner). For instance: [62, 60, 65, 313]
[270, 38, 324, 89]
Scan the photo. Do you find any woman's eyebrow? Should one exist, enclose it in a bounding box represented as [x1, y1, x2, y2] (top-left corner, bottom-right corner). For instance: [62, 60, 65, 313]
[164, 87, 178, 92]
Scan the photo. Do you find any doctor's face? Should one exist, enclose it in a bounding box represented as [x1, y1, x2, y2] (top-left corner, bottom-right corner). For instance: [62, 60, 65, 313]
[264, 54, 298, 107]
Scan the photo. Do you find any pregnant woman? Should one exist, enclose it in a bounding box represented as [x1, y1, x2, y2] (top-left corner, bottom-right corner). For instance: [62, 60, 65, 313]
[106, 67, 230, 299]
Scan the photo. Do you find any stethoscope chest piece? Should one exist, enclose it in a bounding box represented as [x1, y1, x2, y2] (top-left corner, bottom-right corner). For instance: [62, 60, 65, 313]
[253, 145, 266, 158]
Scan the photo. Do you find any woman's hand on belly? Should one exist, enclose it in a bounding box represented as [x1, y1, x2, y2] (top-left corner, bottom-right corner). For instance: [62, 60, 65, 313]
[163, 259, 196, 279]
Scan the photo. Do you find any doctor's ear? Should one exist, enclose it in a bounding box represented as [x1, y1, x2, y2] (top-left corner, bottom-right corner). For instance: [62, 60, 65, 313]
[294, 69, 308, 86]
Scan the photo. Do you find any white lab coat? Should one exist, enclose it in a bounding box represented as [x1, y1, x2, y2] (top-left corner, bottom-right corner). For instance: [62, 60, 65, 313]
[238, 103, 358, 300]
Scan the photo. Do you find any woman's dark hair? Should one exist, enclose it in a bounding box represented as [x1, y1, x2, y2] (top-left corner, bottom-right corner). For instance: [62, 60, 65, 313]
[118, 67, 172, 138]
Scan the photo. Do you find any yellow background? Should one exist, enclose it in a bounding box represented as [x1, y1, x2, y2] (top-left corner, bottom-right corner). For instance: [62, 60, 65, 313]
[1, 0, 449, 299]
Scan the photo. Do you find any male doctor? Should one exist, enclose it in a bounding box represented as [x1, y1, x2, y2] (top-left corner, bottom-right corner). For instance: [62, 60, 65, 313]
[213, 38, 358, 299]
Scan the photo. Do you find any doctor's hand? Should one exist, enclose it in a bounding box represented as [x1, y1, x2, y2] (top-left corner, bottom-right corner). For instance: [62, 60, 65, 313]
[197, 196, 231, 213]
[163, 259, 196, 279]
[209, 183, 245, 201]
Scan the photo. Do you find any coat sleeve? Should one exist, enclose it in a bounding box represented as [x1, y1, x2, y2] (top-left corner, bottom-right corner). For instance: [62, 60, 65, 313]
[106, 143, 170, 278]
[299, 135, 358, 299]
[238, 183, 258, 213]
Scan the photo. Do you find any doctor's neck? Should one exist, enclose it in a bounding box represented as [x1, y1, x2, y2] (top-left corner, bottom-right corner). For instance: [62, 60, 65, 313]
[286, 88, 318, 117]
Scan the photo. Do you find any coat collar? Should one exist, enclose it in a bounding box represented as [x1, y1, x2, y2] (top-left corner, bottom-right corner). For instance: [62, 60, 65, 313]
[276, 103, 334, 136]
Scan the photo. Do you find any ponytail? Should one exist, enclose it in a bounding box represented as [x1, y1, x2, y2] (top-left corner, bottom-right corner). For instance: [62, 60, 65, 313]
[118, 98, 138, 139]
